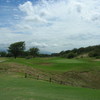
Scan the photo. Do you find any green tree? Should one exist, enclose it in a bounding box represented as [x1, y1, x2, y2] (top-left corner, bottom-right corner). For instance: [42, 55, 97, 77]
[88, 50, 100, 57]
[0, 51, 7, 57]
[29, 47, 39, 57]
[8, 41, 25, 58]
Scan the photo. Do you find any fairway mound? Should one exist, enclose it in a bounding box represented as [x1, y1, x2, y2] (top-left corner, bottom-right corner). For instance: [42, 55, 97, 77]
[0, 62, 51, 81]
[38, 62, 52, 66]
[1, 62, 100, 89]
[0, 73, 100, 100]
[1, 57, 100, 89]
[61, 71, 100, 89]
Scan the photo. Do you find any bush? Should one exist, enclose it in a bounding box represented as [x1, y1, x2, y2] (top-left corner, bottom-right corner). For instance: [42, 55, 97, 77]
[61, 52, 76, 59]
[0, 51, 7, 57]
[25, 56, 32, 59]
[67, 52, 76, 59]
[88, 51, 100, 57]
[95, 56, 100, 59]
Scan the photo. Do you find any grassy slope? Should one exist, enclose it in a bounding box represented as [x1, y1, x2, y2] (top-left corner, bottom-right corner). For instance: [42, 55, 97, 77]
[1, 57, 98, 89]
[8, 57, 100, 72]
[0, 73, 100, 100]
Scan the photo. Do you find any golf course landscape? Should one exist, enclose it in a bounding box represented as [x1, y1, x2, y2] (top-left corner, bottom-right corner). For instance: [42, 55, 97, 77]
[1, 0, 100, 100]
[0, 57, 100, 100]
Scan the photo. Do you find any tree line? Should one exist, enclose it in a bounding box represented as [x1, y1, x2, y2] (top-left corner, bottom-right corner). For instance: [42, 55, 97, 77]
[56, 45, 100, 58]
[0, 41, 40, 58]
[0, 41, 100, 59]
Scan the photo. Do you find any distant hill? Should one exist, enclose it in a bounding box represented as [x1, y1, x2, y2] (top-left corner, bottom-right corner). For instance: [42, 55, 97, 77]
[57, 45, 100, 58]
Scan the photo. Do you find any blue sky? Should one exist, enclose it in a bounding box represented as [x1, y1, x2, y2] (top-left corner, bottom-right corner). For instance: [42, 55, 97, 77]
[0, 0, 100, 53]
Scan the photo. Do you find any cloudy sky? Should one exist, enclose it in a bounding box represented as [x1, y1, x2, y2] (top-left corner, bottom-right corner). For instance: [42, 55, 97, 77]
[0, 0, 100, 53]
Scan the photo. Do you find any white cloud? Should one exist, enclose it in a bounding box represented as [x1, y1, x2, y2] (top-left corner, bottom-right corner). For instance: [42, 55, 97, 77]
[19, 1, 47, 23]
[30, 42, 48, 48]
[0, 28, 32, 44]
[0, 0, 100, 53]
[19, 1, 34, 15]
[18, 0, 100, 52]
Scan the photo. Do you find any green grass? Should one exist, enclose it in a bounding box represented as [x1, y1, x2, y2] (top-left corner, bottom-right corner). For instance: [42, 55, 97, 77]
[8, 57, 100, 72]
[1, 57, 100, 89]
[0, 73, 100, 100]
[0, 57, 100, 99]
[0, 57, 7, 61]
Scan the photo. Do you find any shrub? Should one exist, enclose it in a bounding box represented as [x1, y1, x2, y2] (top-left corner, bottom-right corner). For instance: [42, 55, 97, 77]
[88, 51, 100, 57]
[67, 52, 76, 59]
[95, 56, 100, 59]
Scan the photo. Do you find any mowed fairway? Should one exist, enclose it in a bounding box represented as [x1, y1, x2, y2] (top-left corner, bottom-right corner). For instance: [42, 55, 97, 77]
[8, 57, 100, 72]
[0, 57, 100, 100]
[0, 73, 100, 100]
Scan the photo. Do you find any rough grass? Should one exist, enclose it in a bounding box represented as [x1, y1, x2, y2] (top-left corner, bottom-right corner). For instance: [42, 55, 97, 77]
[0, 57, 7, 62]
[0, 57, 100, 89]
[0, 73, 100, 100]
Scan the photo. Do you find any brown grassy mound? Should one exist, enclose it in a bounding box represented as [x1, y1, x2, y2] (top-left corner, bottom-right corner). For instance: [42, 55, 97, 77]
[0, 62, 100, 89]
